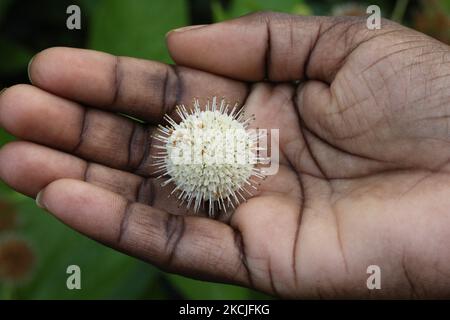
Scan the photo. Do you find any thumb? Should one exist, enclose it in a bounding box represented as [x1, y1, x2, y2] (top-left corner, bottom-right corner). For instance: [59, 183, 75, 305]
[166, 12, 398, 82]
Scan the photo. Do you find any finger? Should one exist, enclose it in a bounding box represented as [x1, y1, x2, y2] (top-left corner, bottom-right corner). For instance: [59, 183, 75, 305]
[0, 84, 158, 175]
[167, 12, 401, 82]
[0, 141, 196, 215]
[293, 80, 399, 178]
[28, 47, 249, 123]
[38, 179, 250, 284]
[0, 140, 151, 201]
[295, 79, 372, 142]
[296, 80, 335, 137]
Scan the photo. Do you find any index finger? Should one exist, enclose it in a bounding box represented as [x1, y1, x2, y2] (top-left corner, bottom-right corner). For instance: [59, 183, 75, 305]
[166, 12, 404, 82]
[28, 47, 249, 123]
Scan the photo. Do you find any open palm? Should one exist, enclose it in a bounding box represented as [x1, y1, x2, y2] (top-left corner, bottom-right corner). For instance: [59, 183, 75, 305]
[1, 13, 450, 298]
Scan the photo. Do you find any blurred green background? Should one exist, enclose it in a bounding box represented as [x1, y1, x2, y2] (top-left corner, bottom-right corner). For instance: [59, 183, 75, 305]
[0, 0, 449, 300]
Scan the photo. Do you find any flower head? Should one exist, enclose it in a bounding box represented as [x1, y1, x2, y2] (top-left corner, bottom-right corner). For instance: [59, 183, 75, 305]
[154, 97, 265, 216]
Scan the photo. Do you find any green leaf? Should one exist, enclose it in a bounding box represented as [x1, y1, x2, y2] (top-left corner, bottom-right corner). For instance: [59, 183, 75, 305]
[439, 0, 450, 13]
[0, 39, 33, 75]
[87, 0, 188, 62]
[291, 3, 313, 16]
[0, 128, 15, 146]
[0, 0, 12, 23]
[212, 0, 302, 21]
[211, 0, 229, 22]
[167, 274, 267, 299]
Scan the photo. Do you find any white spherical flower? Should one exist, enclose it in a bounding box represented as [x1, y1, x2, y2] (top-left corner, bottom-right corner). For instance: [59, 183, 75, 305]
[153, 97, 266, 216]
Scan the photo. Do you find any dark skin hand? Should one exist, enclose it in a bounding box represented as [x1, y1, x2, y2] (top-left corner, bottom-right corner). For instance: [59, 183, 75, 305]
[1, 12, 450, 298]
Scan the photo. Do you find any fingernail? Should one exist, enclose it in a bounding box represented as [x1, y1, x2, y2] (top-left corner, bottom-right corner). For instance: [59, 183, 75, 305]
[167, 24, 208, 36]
[36, 191, 46, 209]
[27, 54, 36, 84]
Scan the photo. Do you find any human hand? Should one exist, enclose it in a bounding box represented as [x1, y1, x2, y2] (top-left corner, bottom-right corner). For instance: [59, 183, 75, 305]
[1, 12, 449, 298]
